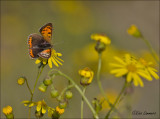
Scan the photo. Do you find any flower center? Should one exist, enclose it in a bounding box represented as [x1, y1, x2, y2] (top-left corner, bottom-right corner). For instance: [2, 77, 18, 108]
[126, 64, 137, 72]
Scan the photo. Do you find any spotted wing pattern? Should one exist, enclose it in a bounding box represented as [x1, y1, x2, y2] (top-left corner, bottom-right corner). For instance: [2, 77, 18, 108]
[39, 23, 52, 43]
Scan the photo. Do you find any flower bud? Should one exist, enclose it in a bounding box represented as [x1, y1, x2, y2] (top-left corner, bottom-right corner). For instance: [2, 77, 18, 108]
[38, 83, 47, 92]
[43, 77, 52, 86]
[59, 101, 67, 109]
[56, 106, 65, 115]
[3, 106, 14, 119]
[51, 89, 59, 98]
[79, 67, 94, 86]
[95, 41, 106, 53]
[51, 106, 64, 119]
[65, 91, 73, 99]
[17, 77, 26, 85]
[91, 33, 111, 53]
[127, 25, 142, 38]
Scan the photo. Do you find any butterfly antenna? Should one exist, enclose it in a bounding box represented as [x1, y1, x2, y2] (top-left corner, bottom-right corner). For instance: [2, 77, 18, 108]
[52, 41, 65, 46]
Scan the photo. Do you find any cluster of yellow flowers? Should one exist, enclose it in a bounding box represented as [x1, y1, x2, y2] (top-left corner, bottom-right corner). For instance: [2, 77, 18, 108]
[22, 100, 65, 118]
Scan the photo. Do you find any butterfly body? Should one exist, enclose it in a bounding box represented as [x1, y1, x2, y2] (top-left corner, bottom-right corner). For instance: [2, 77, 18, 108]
[28, 23, 52, 59]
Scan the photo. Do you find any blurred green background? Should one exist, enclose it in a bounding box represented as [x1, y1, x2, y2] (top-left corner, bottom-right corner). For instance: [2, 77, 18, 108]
[1, 1, 159, 118]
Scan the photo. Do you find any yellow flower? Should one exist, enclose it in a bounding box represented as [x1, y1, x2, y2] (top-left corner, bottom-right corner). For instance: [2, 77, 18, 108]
[22, 100, 31, 106]
[36, 100, 47, 114]
[127, 25, 142, 37]
[35, 49, 64, 68]
[139, 58, 159, 80]
[79, 67, 94, 85]
[98, 90, 117, 111]
[91, 33, 111, 45]
[3, 106, 13, 115]
[110, 54, 152, 87]
[17, 77, 25, 85]
[56, 106, 65, 115]
[48, 107, 55, 117]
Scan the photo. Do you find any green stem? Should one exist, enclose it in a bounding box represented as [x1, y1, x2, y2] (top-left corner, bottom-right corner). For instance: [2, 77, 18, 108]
[81, 86, 86, 119]
[58, 84, 74, 101]
[25, 78, 33, 96]
[141, 36, 159, 63]
[105, 80, 128, 119]
[32, 65, 44, 95]
[56, 70, 99, 119]
[97, 53, 115, 108]
[28, 65, 45, 119]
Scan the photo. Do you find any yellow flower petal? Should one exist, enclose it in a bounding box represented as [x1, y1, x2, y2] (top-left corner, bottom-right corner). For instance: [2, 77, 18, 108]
[114, 56, 126, 65]
[55, 56, 64, 62]
[53, 56, 63, 65]
[21, 100, 30, 104]
[125, 54, 131, 64]
[127, 72, 133, 82]
[133, 74, 144, 87]
[110, 68, 125, 74]
[148, 67, 159, 80]
[91, 33, 111, 45]
[148, 67, 158, 72]
[132, 74, 139, 86]
[35, 58, 42, 64]
[57, 53, 62, 56]
[51, 57, 59, 67]
[37, 104, 41, 112]
[42, 58, 47, 65]
[137, 70, 152, 81]
[42, 107, 46, 114]
[115, 69, 128, 77]
[48, 58, 53, 68]
[29, 103, 35, 107]
[110, 63, 124, 68]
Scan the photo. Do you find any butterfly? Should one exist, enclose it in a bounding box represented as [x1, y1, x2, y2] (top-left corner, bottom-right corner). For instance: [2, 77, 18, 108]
[28, 23, 53, 59]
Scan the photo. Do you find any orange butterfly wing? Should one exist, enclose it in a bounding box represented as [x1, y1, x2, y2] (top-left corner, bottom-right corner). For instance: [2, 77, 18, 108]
[39, 23, 52, 43]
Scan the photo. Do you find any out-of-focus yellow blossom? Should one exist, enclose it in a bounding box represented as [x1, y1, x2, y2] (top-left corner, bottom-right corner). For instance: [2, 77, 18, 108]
[56, 106, 65, 115]
[72, 44, 127, 73]
[35, 49, 64, 68]
[110, 54, 153, 87]
[3, 106, 13, 115]
[127, 25, 142, 37]
[140, 51, 157, 66]
[79, 67, 94, 85]
[139, 58, 159, 80]
[91, 33, 111, 45]
[98, 90, 117, 111]
[51, 1, 94, 35]
[17, 77, 25, 85]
